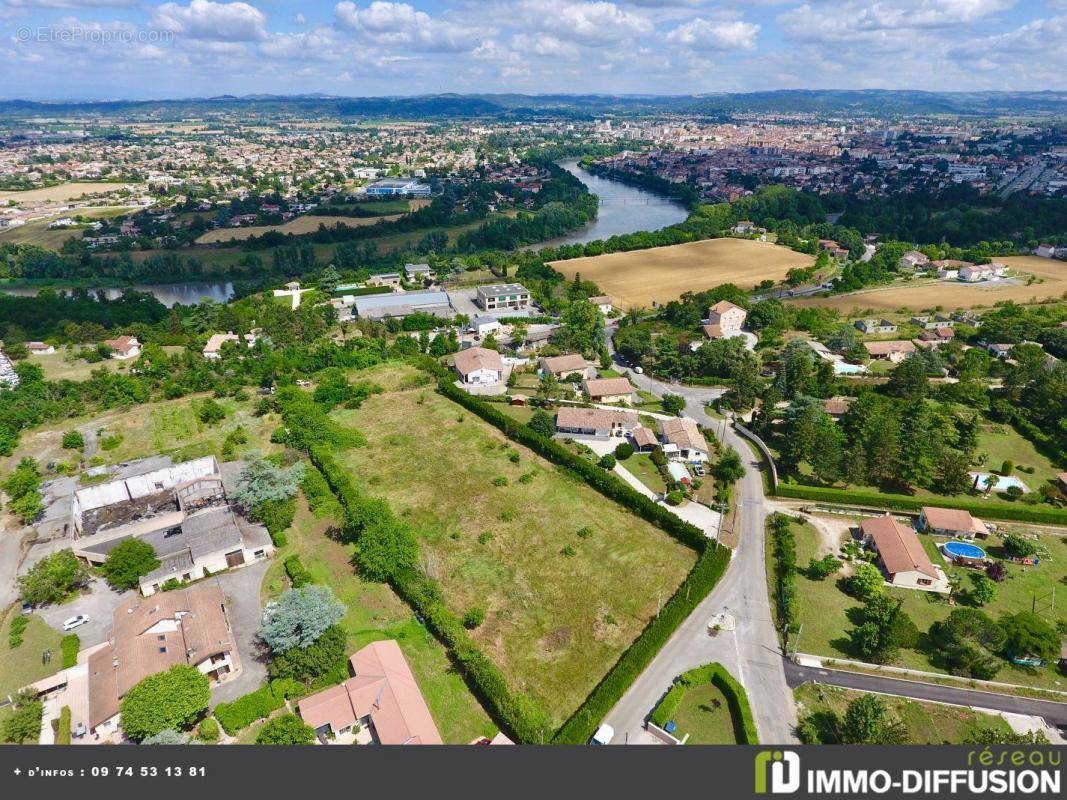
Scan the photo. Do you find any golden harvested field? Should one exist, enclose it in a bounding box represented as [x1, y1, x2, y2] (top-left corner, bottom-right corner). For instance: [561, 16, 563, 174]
[195, 213, 404, 244]
[794, 255, 1067, 313]
[0, 182, 137, 203]
[549, 238, 815, 309]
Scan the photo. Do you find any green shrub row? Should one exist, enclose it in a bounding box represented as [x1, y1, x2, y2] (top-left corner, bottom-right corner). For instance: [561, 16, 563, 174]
[647, 662, 758, 744]
[774, 483, 1067, 525]
[60, 634, 80, 669]
[57, 706, 71, 745]
[284, 555, 313, 588]
[213, 678, 305, 735]
[769, 514, 798, 637]
[436, 379, 707, 550]
[8, 614, 28, 648]
[551, 545, 731, 744]
[308, 448, 550, 744]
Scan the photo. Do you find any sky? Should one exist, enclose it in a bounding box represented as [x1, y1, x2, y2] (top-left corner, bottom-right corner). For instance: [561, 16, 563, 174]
[2, 0, 1066, 100]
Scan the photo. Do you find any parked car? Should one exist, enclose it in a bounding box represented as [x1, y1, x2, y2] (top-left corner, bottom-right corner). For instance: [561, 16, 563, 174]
[693, 463, 705, 477]
[20, 601, 32, 615]
[590, 723, 614, 745]
[62, 614, 90, 631]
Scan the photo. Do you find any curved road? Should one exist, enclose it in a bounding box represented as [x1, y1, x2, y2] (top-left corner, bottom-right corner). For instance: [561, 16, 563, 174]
[602, 328, 798, 744]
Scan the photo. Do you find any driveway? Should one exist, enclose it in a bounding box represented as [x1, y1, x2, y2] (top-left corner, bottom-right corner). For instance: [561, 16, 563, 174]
[210, 558, 271, 705]
[0, 521, 26, 609]
[36, 577, 131, 648]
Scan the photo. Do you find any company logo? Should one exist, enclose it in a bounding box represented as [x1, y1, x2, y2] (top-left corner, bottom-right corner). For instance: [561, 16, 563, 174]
[755, 750, 802, 794]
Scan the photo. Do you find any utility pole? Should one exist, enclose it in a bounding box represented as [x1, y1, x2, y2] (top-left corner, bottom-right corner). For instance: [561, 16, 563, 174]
[791, 623, 804, 662]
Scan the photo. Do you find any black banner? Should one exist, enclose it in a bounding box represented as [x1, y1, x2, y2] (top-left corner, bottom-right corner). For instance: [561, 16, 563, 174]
[0, 745, 1062, 800]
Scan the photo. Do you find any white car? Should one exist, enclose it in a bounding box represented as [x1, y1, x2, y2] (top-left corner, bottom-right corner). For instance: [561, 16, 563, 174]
[590, 723, 614, 745]
[62, 614, 90, 631]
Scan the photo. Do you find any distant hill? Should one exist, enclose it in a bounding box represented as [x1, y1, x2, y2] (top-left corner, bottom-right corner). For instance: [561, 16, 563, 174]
[2, 90, 1066, 120]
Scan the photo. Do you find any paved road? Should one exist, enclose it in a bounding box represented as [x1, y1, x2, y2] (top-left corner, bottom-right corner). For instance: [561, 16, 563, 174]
[602, 329, 798, 744]
[210, 559, 271, 705]
[785, 662, 1067, 726]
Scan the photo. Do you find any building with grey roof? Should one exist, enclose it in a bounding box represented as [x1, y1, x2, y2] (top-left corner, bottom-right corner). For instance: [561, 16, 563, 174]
[353, 290, 453, 320]
[475, 283, 530, 312]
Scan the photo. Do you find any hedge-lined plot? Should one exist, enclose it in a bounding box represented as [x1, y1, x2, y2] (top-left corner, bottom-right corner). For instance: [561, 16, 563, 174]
[327, 382, 697, 730]
[649, 662, 758, 744]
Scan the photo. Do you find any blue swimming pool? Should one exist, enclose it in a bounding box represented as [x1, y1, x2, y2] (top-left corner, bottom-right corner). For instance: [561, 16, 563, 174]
[942, 541, 986, 560]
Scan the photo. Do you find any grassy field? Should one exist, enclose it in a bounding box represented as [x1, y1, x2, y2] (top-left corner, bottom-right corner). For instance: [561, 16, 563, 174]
[0, 391, 280, 475]
[0, 608, 64, 699]
[0, 182, 137, 203]
[330, 365, 697, 727]
[261, 492, 495, 743]
[778, 517, 1067, 691]
[794, 255, 1067, 313]
[549, 238, 816, 310]
[670, 681, 737, 744]
[0, 206, 136, 249]
[22, 345, 185, 383]
[794, 684, 1011, 743]
[622, 453, 667, 494]
[195, 214, 405, 244]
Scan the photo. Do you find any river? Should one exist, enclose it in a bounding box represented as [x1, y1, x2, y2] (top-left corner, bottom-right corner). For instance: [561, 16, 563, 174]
[536, 159, 690, 248]
[1, 280, 235, 307]
[3, 162, 685, 305]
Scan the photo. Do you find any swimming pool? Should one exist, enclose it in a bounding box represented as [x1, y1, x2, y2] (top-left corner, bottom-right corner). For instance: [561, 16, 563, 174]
[942, 541, 987, 560]
[968, 472, 1030, 493]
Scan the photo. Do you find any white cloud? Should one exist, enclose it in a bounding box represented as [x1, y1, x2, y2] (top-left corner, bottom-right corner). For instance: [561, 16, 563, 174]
[333, 1, 489, 52]
[3, 0, 137, 8]
[510, 31, 579, 58]
[150, 0, 268, 42]
[533, 1, 653, 45]
[780, 0, 1016, 43]
[666, 17, 759, 49]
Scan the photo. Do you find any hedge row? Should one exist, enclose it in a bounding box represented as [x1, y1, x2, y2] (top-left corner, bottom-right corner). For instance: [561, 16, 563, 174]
[648, 662, 758, 744]
[774, 482, 1067, 525]
[60, 634, 80, 669]
[551, 545, 731, 744]
[769, 514, 798, 638]
[57, 706, 71, 745]
[213, 678, 305, 735]
[308, 447, 550, 744]
[437, 379, 707, 550]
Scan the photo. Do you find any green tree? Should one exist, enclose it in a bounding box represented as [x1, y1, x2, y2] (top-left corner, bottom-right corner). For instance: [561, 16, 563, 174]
[231, 454, 304, 511]
[18, 550, 90, 606]
[968, 573, 996, 606]
[712, 448, 745, 485]
[120, 665, 211, 742]
[256, 714, 314, 745]
[847, 595, 917, 663]
[142, 729, 190, 744]
[196, 398, 226, 425]
[2, 694, 43, 743]
[1001, 534, 1038, 560]
[529, 409, 555, 438]
[661, 393, 685, 416]
[846, 562, 884, 600]
[885, 354, 929, 400]
[1000, 611, 1059, 664]
[260, 585, 346, 654]
[928, 608, 1005, 679]
[838, 695, 908, 744]
[353, 517, 418, 582]
[614, 442, 634, 460]
[100, 539, 160, 591]
[267, 625, 347, 683]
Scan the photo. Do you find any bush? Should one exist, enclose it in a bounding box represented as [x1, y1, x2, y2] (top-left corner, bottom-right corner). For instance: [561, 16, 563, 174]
[769, 514, 798, 634]
[8, 615, 28, 649]
[60, 634, 80, 668]
[214, 680, 304, 735]
[196, 718, 220, 743]
[257, 714, 315, 745]
[196, 398, 227, 425]
[267, 627, 348, 685]
[806, 554, 842, 580]
[463, 607, 485, 629]
[1002, 534, 1038, 559]
[847, 562, 885, 600]
[18, 550, 90, 606]
[61, 430, 84, 451]
[57, 706, 72, 745]
[100, 434, 124, 451]
[665, 490, 684, 506]
[1001, 459, 1014, 475]
[614, 442, 634, 460]
[254, 497, 296, 542]
[284, 556, 313, 588]
[3, 695, 43, 743]
[597, 454, 616, 470]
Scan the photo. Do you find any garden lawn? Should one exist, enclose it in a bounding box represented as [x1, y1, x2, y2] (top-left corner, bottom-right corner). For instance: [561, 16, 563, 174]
[331, 375, 697, 727]
[782, 517, 1067, 691]
[670, 681, 737, 744]
[261, 491, 495, 744]
[794, 684, 1011, 744]
[0, 610, 64, 698]
[976, 422, 1061, 493]
[622, 453, 667, 494]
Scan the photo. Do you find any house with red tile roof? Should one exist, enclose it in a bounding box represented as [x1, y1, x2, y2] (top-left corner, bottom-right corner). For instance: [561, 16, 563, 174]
[297, 640, 442, 745]
[859, 516, 950, 593]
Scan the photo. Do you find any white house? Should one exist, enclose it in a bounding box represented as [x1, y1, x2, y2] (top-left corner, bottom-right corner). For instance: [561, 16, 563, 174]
[588, 295, 614, 315]
[555, 407, 638, 439]
[658, 417, 710, 463]
[539, 353, 588, 380]
[453, 347, 503, 385]
[860, 516, 950, 593]
[103, 336, 141, 360]
[469, 316, 502, 338]
[27, 342, 56, 356]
